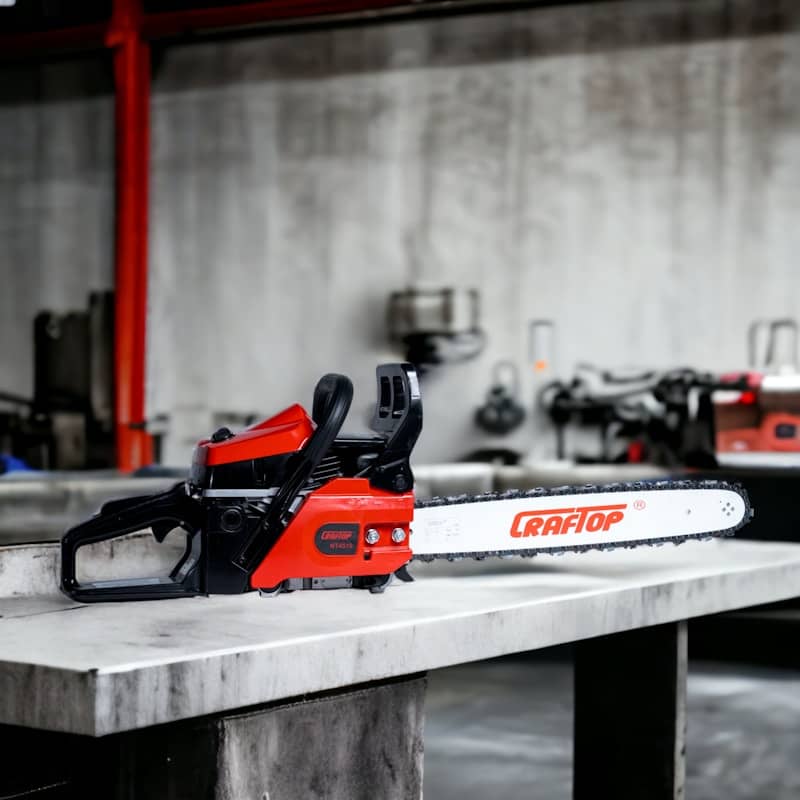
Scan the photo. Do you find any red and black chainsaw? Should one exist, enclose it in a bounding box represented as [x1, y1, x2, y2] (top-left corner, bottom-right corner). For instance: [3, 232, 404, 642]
[61, 363, 752, 602]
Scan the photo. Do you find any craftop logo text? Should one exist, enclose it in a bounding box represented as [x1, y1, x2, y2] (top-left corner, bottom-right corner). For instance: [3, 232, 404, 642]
[510, 504, 627, 538]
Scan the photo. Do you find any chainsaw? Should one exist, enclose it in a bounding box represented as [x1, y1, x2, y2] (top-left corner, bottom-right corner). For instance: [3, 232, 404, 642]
[61, 363, 752, 602]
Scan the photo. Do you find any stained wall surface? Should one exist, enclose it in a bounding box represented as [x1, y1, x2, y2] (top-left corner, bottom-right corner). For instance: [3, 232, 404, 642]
[1, 1, 799, 464]
[0, 56, 114, 404]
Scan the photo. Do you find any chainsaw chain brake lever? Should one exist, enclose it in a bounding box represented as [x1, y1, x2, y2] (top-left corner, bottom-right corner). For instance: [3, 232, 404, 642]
[365, 363, 423, 493]
[61, 482, 205, 602]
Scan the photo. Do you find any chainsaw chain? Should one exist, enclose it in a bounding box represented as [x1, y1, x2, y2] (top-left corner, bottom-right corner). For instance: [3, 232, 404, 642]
[411, 478, 753, 563]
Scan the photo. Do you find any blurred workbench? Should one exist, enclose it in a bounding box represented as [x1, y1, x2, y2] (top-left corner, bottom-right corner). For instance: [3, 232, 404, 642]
[1, 537, 799, 799]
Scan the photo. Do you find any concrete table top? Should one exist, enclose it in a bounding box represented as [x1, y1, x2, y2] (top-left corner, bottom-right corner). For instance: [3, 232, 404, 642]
[0, 539, 799, 737]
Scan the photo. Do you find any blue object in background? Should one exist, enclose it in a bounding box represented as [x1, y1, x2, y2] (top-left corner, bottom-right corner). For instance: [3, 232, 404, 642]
[0, 454, 35, 475]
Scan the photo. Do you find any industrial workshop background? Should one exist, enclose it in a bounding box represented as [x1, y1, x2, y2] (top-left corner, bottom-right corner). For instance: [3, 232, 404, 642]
[3, 3, 800, 800]
[2, 0, 797, 468]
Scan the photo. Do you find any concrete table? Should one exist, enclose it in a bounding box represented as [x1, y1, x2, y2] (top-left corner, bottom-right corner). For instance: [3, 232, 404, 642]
[1, 538, 799, 799]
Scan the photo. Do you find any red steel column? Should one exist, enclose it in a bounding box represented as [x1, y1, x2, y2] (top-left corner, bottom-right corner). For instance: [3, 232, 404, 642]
[108, 0, 153, 471]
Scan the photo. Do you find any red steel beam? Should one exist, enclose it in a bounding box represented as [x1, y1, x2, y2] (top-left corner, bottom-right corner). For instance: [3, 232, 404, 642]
[108, 0, 153, 471]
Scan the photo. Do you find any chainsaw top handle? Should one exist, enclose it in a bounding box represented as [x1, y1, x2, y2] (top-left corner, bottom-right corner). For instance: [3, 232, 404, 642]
[230, 363, 422, 576]
[230, 372, 355, 573]
[230, 363, 422, 581]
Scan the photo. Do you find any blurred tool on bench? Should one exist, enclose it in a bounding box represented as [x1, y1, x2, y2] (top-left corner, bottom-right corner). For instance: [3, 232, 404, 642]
[0, 292, 114, 471]
[713, 319, 800, 465]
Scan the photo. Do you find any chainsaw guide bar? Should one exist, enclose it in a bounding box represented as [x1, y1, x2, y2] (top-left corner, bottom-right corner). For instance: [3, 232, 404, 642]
[60, 363, 753, 603]
[412, 479, 751, 562]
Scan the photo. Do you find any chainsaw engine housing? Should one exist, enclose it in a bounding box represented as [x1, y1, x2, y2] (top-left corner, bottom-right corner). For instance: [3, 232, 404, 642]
[61, 363, 422, 601]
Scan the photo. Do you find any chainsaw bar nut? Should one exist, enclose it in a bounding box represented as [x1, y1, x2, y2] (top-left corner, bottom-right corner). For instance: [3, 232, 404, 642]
[391, 527, 407, 543]
[365, 528, 380, 545]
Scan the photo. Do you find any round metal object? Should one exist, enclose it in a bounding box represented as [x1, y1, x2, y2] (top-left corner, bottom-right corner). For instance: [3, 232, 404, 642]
[365, 528, 380, 545]
[391, 527, 407, 543]
[220, 507, 244, 533]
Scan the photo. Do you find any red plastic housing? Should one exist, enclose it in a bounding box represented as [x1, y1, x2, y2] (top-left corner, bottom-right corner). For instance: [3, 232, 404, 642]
[249, 478, 414, 589]
[203, 404, 314, 466]
[760, 412, 800, 451]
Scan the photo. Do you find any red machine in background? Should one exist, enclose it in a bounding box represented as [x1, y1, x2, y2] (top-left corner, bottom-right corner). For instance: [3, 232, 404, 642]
[714, 320, 800, 460]
[537, 320, 800, 468]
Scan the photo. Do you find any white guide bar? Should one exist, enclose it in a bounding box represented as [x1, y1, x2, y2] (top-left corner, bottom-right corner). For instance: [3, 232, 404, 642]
[411, 488, 747, 556]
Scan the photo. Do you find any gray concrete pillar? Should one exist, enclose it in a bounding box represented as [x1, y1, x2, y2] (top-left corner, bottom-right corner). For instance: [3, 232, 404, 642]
[0, 674, 427, 800]
[214, 675, 426, 800]
[573, 621, 688, 800]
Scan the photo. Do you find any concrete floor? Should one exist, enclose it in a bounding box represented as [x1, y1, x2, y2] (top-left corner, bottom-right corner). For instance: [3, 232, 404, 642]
[425, 656, 800, 800]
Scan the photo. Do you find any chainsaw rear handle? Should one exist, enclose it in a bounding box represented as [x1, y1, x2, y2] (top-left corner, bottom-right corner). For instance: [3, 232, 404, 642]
[61, 483, 204, 602]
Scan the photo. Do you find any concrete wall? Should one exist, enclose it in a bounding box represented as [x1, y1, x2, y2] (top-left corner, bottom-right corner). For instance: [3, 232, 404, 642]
[147, 0, 800, 464]
[0, 56, 114, 401]
[1, 1, 799, 465]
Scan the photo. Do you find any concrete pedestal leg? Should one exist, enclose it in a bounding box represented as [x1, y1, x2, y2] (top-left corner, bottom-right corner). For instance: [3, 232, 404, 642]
[0, 674, 426, 800]
[573, 621, 688, 800]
